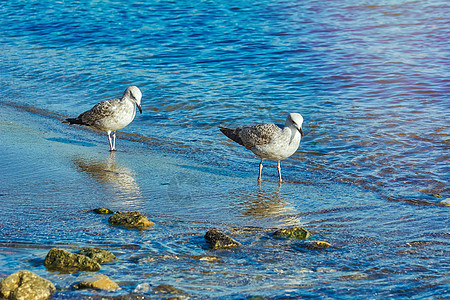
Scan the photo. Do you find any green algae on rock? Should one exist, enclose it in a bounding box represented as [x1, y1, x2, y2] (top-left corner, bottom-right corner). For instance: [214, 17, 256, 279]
[74, 275, 119, 291]
[79, 247, 117, 264]
[92, 208, 114, 214]
[44, 248, 101, 273]
[0, 270, 55, 300]
[205, 229, 241, 250]
[273, 226, 311, 239]
[305, 240, 331, 249]
[108, 211, 154, 229]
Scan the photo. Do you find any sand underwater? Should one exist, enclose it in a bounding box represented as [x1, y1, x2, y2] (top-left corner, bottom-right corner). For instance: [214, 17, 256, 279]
[0, 101, 448, 299]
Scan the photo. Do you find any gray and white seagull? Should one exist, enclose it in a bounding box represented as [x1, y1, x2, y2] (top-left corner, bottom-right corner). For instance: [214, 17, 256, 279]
[220, 113, 304, 183]
[64, 86, 142, 151]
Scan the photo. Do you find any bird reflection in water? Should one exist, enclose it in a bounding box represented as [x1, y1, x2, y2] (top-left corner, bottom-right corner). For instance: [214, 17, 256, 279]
[232, 185, 300, 226]
[73, 152, 141, 202]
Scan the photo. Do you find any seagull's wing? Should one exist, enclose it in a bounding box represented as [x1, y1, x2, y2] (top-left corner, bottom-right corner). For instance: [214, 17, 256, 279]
[220, 126, 245, 146]
[240, 123, 281, 149]
[79, 98, 120, 126]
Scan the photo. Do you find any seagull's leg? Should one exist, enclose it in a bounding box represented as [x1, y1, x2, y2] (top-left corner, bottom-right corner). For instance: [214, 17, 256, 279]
[112, 131, 117, 151]
[258, 159, 263, 182]
[277, 161, 283, 183]
[107, 131, 114, 151]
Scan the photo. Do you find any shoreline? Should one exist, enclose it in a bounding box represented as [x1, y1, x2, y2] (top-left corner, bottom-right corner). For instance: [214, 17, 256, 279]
[1, 103, 448, 299]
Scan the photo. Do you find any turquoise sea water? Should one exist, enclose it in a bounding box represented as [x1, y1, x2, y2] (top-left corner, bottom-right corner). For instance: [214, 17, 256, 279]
[0, 0, 449, 298]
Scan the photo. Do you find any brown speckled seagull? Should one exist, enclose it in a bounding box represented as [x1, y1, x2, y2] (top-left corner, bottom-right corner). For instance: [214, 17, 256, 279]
[64, 86, 142, 151]
[220, 113, 304, 183]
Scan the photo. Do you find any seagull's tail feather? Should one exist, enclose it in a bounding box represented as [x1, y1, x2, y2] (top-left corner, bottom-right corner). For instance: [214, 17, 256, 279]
[220, 127, 245, 146]
[63, 118, 85, 125]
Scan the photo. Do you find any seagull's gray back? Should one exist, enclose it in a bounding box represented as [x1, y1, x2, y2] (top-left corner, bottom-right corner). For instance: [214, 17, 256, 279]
[220, 113, 303, 162]
[78, 97, 136, 132]
[239, 123, 282, 149]
[79, 98, 119, 125]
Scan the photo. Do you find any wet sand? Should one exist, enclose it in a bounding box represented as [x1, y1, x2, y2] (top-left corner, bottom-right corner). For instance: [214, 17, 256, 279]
[0, 102, 448, 299]
[0, 102, 365, 226]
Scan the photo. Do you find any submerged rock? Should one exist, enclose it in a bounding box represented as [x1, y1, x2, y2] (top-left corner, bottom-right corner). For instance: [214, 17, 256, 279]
[108, 211, 154, 229]
[305, 240, 330, 249]
[440, 198, 450, 206]
[0, 270, 55, 300]
[133, 283, 151, 293]
[196, 255, 220, 262]
[74, 275, 119, 291]
[153, 284, 186, 296]
[273, 226, 311, 239]
[205, 229, 241, 250]
[44, 248, 101, 273]
[406, 240, 447, 247]
[79, 247, 117, 264]
[92, 208, 114, 214]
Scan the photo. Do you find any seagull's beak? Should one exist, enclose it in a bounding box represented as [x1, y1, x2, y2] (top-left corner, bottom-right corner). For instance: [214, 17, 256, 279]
[137, 104, 142, 114]
[299, 127, 303, 137]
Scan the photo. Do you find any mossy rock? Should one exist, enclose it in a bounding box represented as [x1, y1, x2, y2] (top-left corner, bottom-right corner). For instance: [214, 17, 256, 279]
[305, 240, 330, 249]
[108, 211, 154, 229]
[0, 270, 55, 300]
[79, 247, 117, 264]
[205, 229, 241, 250]
[273, 227, 311, 239]
[44, 248, 101, 273]
[92, 208, 114, 214]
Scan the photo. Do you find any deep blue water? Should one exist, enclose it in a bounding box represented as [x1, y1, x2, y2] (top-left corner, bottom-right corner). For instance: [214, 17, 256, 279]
[0, 0, 449, 298]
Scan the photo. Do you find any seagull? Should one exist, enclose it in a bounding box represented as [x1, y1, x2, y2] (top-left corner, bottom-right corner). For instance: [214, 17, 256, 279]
[220, 113, 304, 183]
[64, 86, 142, 151]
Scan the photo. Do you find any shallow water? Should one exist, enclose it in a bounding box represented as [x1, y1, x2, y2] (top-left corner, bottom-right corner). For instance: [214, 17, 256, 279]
[1, 104, 448, 299]
[0, 0, 449, 298]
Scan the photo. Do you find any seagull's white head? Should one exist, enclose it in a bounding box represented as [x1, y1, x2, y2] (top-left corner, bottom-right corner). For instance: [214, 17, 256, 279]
[287, 113, 304, 136]
[123, 86, 143, 114]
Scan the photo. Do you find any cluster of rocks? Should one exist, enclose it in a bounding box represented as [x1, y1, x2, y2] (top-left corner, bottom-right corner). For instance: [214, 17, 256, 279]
[43, 247, 117, 273]
[204, 226, 330, 250]
[0, 210, 153, 300]
[0, 246, 118, 300]
[1, 209, 330, 299]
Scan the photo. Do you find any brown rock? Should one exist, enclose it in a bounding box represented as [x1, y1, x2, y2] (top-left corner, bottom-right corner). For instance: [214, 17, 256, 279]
[153, 284, 186, 296]
[74, 275, 119, 290]
[306, 240, 330, 249]
[0, 270, 55, 300]
[108, 211, 154, 229]
[205, 229, 241, 249]
[440, 198, 450, 206]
